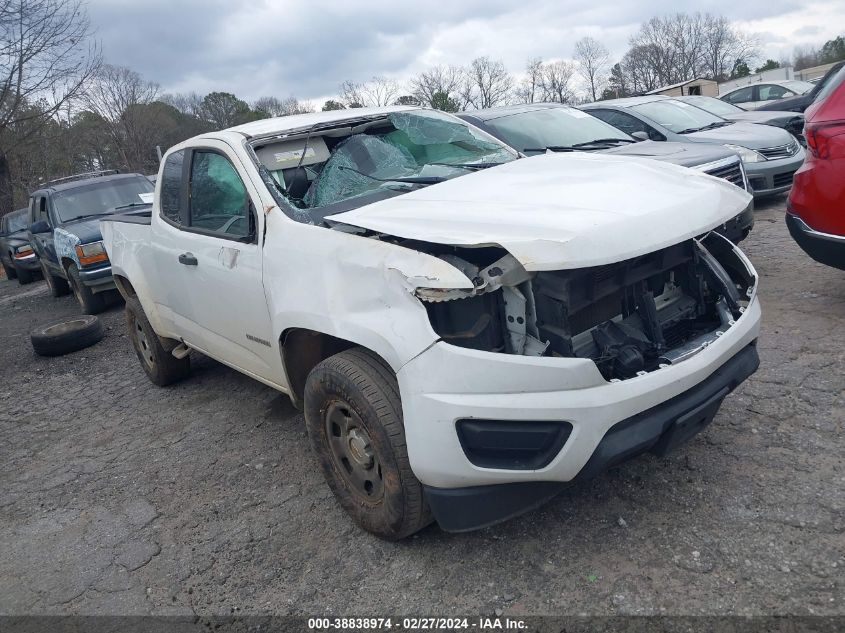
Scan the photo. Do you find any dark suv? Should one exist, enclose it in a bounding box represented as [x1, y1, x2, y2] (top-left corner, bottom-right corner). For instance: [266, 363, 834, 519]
[27, 171, 154, 313]
[0, 208, 39, 284]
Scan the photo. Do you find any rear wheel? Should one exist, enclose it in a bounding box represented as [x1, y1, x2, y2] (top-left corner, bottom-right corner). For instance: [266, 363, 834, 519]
[16, 266, 34, 285]
[304, 347, 432, 540]
[67, 264, 108, 314]
[2, 260, 17, 280]
[40, 260, 70, 297]
[125, 300, 190, 386]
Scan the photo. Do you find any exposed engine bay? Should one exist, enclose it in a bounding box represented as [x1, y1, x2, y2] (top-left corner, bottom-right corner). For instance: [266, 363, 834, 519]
[417, 233, 756, 381]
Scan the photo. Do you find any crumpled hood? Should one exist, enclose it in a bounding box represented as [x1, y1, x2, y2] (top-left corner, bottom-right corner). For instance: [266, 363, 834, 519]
[686, 121, 794, 149]
[327, 152, 751, 271]
[601, 140, 734, 167]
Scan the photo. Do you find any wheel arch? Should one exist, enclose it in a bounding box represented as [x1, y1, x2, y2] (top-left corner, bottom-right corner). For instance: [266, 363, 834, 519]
[280, 328, 396, 410]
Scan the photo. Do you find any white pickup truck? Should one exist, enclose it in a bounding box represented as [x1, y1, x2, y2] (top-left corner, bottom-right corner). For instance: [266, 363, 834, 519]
[101, 106, 761, 539]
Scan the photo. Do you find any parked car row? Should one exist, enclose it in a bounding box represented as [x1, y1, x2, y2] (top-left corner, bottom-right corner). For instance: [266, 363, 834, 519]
[0, 170, 155, 313]
[582, 96, 806, 197]
[4, 68, 843, 539]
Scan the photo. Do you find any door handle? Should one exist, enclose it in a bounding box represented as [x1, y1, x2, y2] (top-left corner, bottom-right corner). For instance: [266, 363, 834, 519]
[178, 252, 198, 266]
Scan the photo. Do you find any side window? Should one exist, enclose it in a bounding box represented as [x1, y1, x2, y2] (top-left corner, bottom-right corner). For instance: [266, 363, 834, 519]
[160, 150, 184, 224]
[723, 87, 753, 104]
[593, 110, 664, 141]
[759, 84, 790, 100]
[189, 151, 250, 239]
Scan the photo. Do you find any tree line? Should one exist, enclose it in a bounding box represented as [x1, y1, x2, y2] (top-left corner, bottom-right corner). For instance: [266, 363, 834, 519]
[2, 0, 843, 216]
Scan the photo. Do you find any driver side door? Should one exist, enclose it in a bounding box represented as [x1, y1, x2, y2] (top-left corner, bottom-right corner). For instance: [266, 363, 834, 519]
[155, 140, 280, 383]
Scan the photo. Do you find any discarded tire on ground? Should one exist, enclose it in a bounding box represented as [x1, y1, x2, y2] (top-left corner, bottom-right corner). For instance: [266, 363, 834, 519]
[30, 315, 104, 357]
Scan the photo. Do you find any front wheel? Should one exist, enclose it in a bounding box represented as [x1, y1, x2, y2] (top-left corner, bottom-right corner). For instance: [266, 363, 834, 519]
[67, 264, 108, 314]
[304, 347, 432, 540]
[125, 301, 190, 386]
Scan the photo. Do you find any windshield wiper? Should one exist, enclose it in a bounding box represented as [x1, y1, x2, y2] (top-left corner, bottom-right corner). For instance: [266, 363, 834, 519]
[572, 138, 635, 146]
[113, 202, 152, 211]
[523, 145, 576, 152]
[61, 213, 104, 223]
[337, 165, 446, 185]
[677, 127, 702, 134]
[427, 161, 508, 170]
[697, 121, 733, 131]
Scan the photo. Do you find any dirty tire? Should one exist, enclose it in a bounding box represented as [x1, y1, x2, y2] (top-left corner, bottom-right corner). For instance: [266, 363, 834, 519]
[304, 347, 432, 540]
[125, 301, 190, 386]
[30, 315, 104, 357]
[67, 264, 108, 314]
[16, 265, 34, 284]
[41, 260, 70, 297]
[3, 260, 17, 280]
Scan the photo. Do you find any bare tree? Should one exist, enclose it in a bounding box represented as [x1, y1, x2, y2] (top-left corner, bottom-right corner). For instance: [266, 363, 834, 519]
[409, 65, 465, 108]
[539, 60, 576, 104]
[361, 76, 400, 107]
[162, 92, 204, 117]
[339, 76, 399, 107]
[0, 0, 101, 214]
[339, 80, 366, 108]
[700, 15, 757, 81]
[623, 12, 758, 90]
[574, 37, 610, 102]
[515, 57, 544, 104]
[462, 56, 514, 109]
[254, 96, 314, 117]
[83, 64, 161, 172]
[621, 44, 664, 93]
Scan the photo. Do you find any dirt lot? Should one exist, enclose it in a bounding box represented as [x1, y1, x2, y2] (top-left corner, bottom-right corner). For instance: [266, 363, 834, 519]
[0, 195, 843, 617]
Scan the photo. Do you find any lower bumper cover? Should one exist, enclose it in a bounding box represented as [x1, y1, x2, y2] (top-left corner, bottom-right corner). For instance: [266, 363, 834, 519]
[425, 342, 760, 532]
[78, 264, 116, 291]
[786, 213, 845, 271]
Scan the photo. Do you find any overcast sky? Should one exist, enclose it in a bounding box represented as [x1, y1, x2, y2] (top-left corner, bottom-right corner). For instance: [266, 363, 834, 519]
[88, 0, 844, 103]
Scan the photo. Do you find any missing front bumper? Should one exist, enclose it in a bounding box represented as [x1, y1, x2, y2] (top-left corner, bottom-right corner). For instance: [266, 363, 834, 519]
[425, 342, 759, 532]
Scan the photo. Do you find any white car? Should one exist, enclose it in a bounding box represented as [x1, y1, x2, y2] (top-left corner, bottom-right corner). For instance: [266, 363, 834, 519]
[100, 106, 761, 539]
[720, 80, 816, 110]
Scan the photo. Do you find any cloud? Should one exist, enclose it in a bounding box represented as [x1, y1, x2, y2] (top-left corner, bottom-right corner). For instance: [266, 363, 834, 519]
[88, 0, 843, 103]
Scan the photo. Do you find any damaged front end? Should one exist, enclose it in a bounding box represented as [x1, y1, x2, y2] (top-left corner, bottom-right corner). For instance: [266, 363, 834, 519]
[416, 233, 757, 382]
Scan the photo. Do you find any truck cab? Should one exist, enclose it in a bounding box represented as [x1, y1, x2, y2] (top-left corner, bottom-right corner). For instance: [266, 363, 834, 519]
[27, 171, 154, 313]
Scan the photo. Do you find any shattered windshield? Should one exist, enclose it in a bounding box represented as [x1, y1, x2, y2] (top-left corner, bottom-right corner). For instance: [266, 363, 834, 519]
[302, 110, 517, 209]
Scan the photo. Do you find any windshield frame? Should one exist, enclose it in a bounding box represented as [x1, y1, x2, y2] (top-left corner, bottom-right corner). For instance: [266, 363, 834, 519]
[630, 99, 726, 133]
[51, 176, 155, 223]
[482, 106, 634, 153]
[250, 108, 520, 220]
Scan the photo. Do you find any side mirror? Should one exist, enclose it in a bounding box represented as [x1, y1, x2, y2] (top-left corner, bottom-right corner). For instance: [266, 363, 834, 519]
[30, 220, 51, 234]
[631, 131, 650, 142]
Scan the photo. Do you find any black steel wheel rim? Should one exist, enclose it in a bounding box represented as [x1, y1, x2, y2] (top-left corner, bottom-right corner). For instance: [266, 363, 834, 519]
[324, 400, 384, 503]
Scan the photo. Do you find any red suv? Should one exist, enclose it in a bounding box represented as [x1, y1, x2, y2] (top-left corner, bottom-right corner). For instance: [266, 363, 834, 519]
[787, 65, 845, 270]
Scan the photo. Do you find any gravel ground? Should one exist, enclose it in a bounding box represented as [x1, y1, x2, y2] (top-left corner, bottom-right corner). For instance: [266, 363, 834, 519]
[0, 195, 843, 617]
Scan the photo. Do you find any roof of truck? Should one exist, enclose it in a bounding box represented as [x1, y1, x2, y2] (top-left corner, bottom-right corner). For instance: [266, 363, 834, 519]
[228, 105, 417, 137]
[31, 172, 147, 195]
